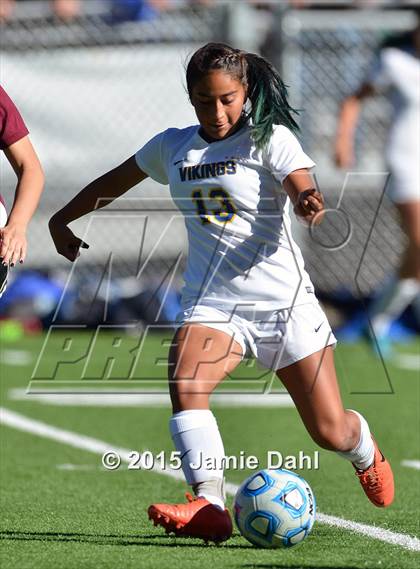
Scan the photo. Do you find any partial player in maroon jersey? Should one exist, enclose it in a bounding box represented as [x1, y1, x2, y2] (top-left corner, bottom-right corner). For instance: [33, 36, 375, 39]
[0, 85, 44, 296]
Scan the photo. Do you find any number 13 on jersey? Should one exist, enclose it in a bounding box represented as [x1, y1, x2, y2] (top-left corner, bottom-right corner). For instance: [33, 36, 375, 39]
[191, 188, 236, 224]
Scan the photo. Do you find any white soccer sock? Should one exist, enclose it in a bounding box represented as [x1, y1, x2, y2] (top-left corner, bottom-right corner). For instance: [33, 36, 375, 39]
[370, 277, 420, 337]
[169, 409, 225, 508]
[337, 410, 375, 471]
[192, 478, 226, 510]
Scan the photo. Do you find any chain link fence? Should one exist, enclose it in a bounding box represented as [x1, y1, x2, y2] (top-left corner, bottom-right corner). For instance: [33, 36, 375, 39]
[1, 1, 417, 300]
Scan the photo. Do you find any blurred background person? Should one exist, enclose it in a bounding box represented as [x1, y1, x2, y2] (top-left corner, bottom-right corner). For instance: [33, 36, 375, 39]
[109, 0, 169, 23]
[0, 0, 15, 22]
[51, 0, 81, 22]
[335, 10, 420, 357]
[108, 0, 211, 24]
[0, 0, 82, 23]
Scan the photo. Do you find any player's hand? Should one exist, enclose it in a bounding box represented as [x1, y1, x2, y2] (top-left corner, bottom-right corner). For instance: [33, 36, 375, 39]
[49, 216, 89, 262]
[293, 189, 324, 226]
[0, 223, 27, 266]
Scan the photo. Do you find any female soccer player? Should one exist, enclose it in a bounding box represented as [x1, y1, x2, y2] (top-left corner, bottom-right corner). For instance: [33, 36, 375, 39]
[0, 85, 44, 297]
[49, 43, 394, 544]
[335, 16, 420, 357]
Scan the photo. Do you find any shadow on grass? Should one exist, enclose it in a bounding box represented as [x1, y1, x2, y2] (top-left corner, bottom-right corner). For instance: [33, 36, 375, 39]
[0, 530, 373, 569]
[0, 529, 251, 548]
[0, 531, 373, 567]
[242, 565, 364, 569]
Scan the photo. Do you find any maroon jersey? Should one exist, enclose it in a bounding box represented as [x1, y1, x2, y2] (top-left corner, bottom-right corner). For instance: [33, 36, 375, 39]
[0, 85, 29, 151]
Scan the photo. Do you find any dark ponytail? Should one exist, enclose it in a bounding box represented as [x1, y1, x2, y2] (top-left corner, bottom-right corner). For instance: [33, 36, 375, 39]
[186, 43, 300, 150]
[244, 52, 300, 149]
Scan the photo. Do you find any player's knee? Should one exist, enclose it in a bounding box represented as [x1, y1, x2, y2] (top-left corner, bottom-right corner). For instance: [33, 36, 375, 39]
[309, 420, 350, 451]
[170, 378, 211, 411]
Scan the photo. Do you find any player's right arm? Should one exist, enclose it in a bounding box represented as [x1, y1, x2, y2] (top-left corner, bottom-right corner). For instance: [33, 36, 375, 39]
[334, 82, 376, 169]
[49, 156, 148, 261]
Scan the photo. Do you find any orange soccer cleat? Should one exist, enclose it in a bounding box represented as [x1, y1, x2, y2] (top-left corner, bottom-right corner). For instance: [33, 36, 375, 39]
[147, 492, 233, 544]
[355, 437, 394, 507]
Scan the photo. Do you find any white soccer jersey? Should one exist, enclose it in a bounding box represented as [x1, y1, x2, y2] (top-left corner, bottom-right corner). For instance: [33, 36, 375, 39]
[135, 123, 316, 310]
[368, 46, 420, 201]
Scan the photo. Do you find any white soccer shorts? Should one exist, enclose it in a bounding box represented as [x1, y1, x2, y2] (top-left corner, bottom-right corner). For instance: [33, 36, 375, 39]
[176, 301, 337, 371]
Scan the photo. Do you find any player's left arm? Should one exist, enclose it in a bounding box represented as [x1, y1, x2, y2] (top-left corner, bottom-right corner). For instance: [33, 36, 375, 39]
[282, 168, 324, 225]
[1, 135, 44, 265]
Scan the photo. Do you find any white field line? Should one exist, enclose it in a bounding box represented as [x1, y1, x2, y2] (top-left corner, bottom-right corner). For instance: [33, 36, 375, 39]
[393, 354, 420, 371]
[1, 407, 420, 553]
[56, 464, 98, 471]
[8, 388, 293, 408]
[401, 460, 420, 470]
[1, 350, 33, 366]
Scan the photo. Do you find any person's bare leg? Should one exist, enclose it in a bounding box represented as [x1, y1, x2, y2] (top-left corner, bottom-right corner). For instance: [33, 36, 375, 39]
[396, 201, 420, 280]
[169, 323, 243, 412]
[276, 346, 394, 506]
[276, 347, 360, 452]
[148, 324, 243, 541]
[370, 201, 420, 341]
[168, 323, 243, 496]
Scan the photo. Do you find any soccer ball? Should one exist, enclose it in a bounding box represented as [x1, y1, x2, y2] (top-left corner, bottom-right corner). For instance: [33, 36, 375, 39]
[234, 468, 316, 548]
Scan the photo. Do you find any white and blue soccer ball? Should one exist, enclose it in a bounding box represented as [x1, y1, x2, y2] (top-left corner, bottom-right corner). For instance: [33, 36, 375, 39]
[234, 468, 316, 548]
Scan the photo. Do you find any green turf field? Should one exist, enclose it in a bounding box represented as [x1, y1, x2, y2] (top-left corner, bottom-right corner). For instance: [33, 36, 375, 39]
[1, 331, 419, 568]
